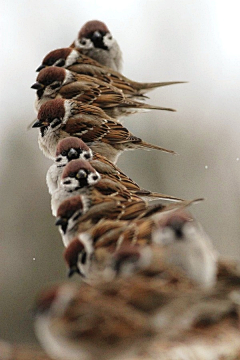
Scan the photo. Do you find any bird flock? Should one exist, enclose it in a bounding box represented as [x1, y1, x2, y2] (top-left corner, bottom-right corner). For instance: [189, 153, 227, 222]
[30, 20, 240, 360]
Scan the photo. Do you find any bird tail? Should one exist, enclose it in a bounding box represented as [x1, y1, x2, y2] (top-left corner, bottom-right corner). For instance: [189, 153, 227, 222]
[139, 140, 177, 155]
[142, 198, 205, 219]
[151, 198, 205, 220]
[133, 81, 187, 95]
[147, 192, 184, 202]
[137, 102, 176, 112]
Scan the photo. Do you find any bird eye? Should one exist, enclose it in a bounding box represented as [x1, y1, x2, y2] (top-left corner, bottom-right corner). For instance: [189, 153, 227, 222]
[55, 59, 65, 67]
[61, 150, 67, 156]
[73, 212, 82, 221]
[50, 82, 60, 90]
[63, 180, 71, 185]
[80, 39, 87, 45]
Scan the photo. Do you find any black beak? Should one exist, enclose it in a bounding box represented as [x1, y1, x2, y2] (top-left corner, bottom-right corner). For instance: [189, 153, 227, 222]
[68, 265, 83, 278]
[36, 64, 46, 72]
[31, 82, 44, 90]
[55, 217, 68, 234]
[76, 170, 87, 179]
[92, 30, 102, 41]
[91, 31, 108, 50]
[32, 120, 43, 128]
[67, 148, 79, 160]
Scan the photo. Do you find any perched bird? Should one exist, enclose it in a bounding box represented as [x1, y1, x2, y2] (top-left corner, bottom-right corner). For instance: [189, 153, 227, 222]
[63, 208, 216, 287]
[51, 158, 167, 218]
[36, 47, 186, 97]
[70, 20, 123, 71]
[56, 185, 200, 246]
[55, 189, 194, 247]
[31, 67, 176, 117]
[34, 256, 239, 360]
[32, 98, 176, 162]
[47, 137, 183, 203]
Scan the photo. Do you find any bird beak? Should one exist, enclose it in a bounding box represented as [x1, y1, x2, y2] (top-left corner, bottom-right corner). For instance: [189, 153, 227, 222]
[68, 265, 84, 278]
[32, 120, 48, 128]
[76, 170, 87, 179]
[55, 217, 68, 233]
[92, 30, 102, 41]
[31, 82, 44, 90]
[68, 148, 79, 160]
[36, 64, 46, 72]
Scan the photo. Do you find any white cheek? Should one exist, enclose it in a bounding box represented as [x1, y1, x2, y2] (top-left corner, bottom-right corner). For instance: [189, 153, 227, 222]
[63, 69, 75, 85]
[75, 38, 93, 50]
[44, 86, 58, 97]
[82, 150, 93, 161]
[88, 172, 101, 185]
[61, 177, 79, 191]
[55, 156, 68, 167]
[103, 35, 114, 48]
[65, 49, 80, 67]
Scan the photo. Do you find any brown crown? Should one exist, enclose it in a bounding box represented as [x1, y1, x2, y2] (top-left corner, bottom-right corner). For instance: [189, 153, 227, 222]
[78, 20, 109, 39]
[62, 159, 96, 179]
[38, 98, 65, 122]
[56, 137, 90, 157]
[42, 48, 72, 66]
[36, 66, 66, 86]
[159, 209, 193, 228]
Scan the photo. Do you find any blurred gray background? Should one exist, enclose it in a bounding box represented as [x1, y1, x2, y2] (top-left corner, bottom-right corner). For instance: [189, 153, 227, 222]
[1, 0, 240, 345]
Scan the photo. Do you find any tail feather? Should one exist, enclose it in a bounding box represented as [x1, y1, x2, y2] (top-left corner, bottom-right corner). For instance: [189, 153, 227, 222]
[134, 189, 184, 202]
[139, 141, 177, 155]
[134, 81, 188, 95]
[138, 103, 176, 112]
[125, 98, 176, 112]
[144, 198, 205, 220]
[153, 198, 205, 218]
[148, 192, 184, 202]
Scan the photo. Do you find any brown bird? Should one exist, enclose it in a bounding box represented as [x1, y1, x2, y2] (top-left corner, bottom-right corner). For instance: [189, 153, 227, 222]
[36, 47, 186, 97]
[47, 137, 183, 203]
[33, 253, 239, 360]
[63, 207, 216, 287]
[31, 66, 176, 117]
[56, 183, 201, 247]
[51, 158, 161, 217]
[32, 98, 176, 162]
[70, 19, 123, 71]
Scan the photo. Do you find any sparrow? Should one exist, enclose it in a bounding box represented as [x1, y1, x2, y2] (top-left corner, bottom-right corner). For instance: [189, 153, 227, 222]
[55, 186, 200, 248]
[34, 256, 240, 360]
[47, 137, 183, 203]
[31, 66, 176, 117]
[51, 157, 164, 218]
[36, 47, 186, 97]
[70, 20, 123, 71]
[32, 98, 176, 162]
[63, 208, 217, 288]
